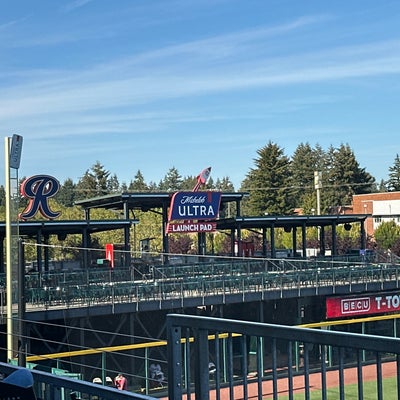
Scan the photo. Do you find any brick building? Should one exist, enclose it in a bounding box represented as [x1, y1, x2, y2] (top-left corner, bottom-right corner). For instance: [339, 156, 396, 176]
[352, 192, 400, 237]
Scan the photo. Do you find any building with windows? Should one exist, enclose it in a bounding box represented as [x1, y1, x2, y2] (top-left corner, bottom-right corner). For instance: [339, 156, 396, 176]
[352, 191, 400, 237]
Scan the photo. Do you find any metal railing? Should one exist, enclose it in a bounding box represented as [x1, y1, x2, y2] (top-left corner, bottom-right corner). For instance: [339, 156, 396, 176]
[1, 259, 399, 311]
[166, 313, 400, 400]
[2, 312, 400, 399]
[0, 362, 156, 400]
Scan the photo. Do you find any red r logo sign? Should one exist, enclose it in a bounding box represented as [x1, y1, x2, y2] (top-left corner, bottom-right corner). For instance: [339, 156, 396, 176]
[20, 175, 61, 220]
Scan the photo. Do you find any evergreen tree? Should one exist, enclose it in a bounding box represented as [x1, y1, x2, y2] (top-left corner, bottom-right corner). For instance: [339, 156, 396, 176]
[75, 170, 98, 200]
[158, 167, 183, 191]
[215, 177, 236, 218]
[240, 141, 294, 215]
[290, 143, 326, 213]
[0, 185, 5, 207]
[387, 154, 400, 191]
[377, 179, 388, 193]
[120, 182, 128, 192]
[107, 174, 120, 193]
[180, 173, 219, 191]
[205, 176, 215, 190]
[91, 161, 111, 194]
[147, 181, 158, 192]
[129, 170, 148, 191]
[57, 178, 76, 207]
[75, 161, 110, 200]
[325, 144, 375, 210]
[18, 176, 29, 209]
[181, 175, 197, 190]
[215, 177, 235, 192]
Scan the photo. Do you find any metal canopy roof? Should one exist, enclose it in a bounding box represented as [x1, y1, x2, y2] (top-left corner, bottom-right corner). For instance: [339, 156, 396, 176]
[0, 220, 134, 238]
[216, 214, 367, 230]
[75, 191, 249, 212]
[74, 192, 366, 231]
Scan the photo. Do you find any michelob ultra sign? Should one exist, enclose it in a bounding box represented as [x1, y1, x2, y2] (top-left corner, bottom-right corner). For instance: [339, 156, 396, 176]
[168, 191, 222, 222]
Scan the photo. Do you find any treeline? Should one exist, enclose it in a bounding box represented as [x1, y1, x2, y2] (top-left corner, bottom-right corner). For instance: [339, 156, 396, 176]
[1, 141, 400, 260]
[49, 142, 400, 215]
[240, 141, 379, 216]
[1, 141, 400, 215]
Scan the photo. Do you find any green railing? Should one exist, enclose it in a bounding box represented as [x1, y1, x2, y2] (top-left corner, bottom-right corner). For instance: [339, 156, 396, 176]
[0, 258, 399, 309]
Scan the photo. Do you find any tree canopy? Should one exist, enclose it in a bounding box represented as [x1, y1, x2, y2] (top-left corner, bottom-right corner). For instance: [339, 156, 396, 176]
[1, 140, 398, 258]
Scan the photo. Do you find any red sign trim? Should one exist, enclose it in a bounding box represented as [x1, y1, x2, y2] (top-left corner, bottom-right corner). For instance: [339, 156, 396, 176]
[326, 292, 400, 319]
[167, 222, 217, 234]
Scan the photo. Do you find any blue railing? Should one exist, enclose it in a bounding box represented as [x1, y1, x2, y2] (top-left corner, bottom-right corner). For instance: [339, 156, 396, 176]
[166, 314, 400, 400]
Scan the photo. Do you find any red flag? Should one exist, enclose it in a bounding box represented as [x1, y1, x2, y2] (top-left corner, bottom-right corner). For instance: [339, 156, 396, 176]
[105, 243, 114, 268]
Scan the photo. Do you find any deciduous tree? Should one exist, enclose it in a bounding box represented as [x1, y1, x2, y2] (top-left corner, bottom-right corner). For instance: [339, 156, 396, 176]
[374, 220, 400, 251]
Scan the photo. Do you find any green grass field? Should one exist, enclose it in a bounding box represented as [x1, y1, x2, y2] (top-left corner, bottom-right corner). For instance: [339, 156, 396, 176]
[275, 376, 397, 399]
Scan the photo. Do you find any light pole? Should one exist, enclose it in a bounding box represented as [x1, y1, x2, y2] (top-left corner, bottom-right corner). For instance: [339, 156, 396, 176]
[5, 135, 23, 362]
[314, 172, 322, 246]
[314, 171, 322, 215]
[363, 203, 368, 238]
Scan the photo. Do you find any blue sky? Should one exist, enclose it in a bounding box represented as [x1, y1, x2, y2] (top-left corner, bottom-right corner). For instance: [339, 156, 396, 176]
[1, 0, 400, 190]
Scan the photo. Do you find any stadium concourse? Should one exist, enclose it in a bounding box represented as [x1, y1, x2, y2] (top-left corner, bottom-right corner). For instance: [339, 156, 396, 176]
[0, 191, 376, 392]
[0, 191, 367, 273]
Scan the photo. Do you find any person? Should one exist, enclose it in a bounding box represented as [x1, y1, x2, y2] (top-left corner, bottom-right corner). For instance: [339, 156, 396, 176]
[114, 373, 128, 390]
[105, 376, 113, 387]
[208, 362, 216, 379]
[149, 363, 165, 388]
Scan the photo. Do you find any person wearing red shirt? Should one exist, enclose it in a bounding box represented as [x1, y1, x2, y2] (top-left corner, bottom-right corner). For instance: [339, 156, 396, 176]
[114, 373, 128, 390]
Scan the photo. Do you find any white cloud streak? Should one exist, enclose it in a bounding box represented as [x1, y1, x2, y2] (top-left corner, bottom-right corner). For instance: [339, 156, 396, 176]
[62, 0, 96, 13]
[1, 42, 399, 117]
[1, 15, 400, 143]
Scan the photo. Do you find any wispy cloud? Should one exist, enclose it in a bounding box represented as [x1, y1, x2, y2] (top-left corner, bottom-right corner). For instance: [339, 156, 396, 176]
[1, 36, 399, 122]
[62, 0, 96, 13]
[1, 12, 400, 148]
[0, 17, 26, 31]
[101, 15, 330, 71]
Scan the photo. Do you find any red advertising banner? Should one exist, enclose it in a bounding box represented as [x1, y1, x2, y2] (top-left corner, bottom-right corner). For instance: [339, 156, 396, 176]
[326, 292, 400, 319]
[167, 222, 217, 234]
[105, 243, 114, 268]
